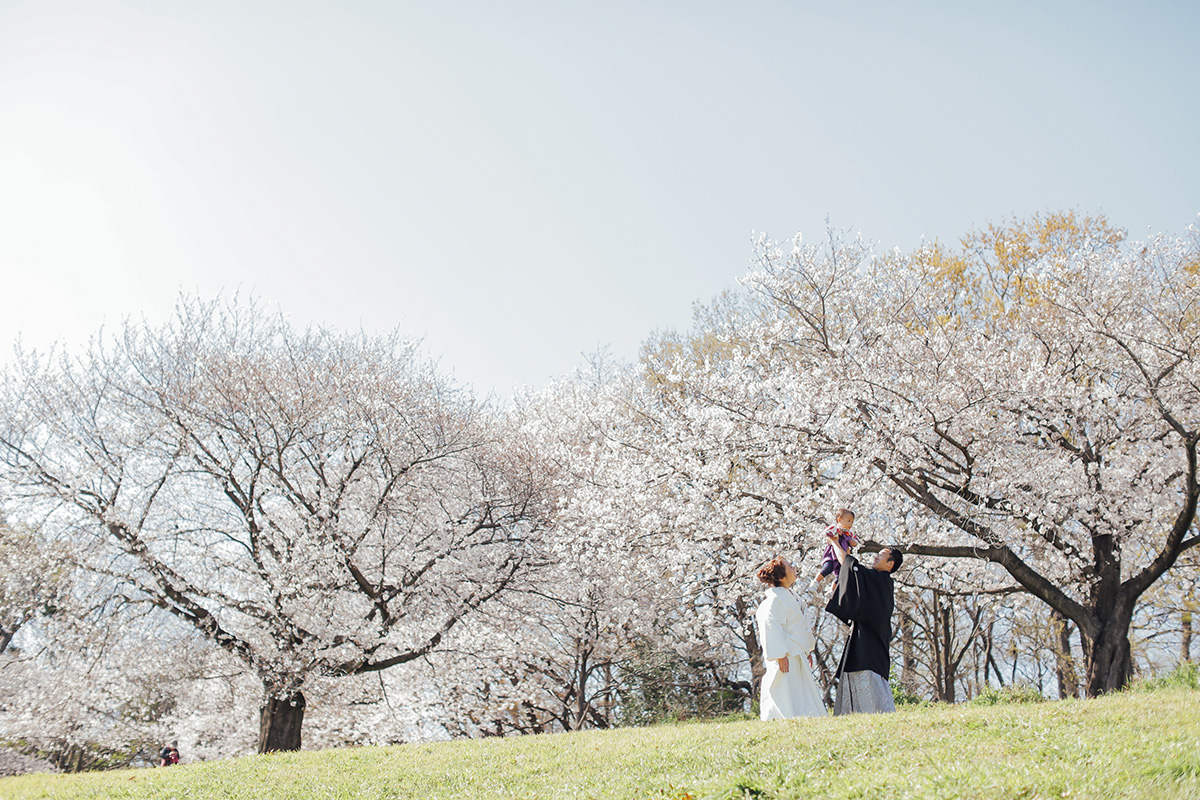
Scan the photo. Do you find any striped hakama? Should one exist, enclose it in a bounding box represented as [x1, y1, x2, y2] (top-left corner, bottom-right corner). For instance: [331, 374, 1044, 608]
[833, 669, 896, 715]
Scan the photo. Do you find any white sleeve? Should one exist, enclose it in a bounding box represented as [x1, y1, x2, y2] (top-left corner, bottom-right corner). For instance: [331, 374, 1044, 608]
[758, 593, 792, 661]
[791, 604, 816, 654]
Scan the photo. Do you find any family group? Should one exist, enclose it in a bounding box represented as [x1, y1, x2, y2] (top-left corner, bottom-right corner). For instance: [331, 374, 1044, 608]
[754, 509, 905, 718]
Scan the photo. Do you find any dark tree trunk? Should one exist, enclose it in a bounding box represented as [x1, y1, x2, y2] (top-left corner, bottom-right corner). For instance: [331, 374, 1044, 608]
[258, 691, 306, 753]
[1084, 604, 1134, 696]
[938, 600, 955, 703]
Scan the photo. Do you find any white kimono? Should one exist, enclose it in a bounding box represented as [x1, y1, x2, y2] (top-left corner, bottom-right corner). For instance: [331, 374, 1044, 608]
[755, 586, 826, 720]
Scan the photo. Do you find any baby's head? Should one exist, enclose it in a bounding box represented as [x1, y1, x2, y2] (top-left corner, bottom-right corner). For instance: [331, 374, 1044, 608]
[835, 508, 855, 530]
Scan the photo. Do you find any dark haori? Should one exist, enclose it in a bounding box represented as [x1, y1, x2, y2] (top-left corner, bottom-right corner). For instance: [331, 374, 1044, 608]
[824, 545, 903, 715]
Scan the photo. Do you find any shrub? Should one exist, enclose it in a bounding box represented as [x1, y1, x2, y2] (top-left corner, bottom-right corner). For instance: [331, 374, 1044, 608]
[970, 685, 1045, 705]
[1133, 662, 1200, 693]
[891, 683, 929, 706]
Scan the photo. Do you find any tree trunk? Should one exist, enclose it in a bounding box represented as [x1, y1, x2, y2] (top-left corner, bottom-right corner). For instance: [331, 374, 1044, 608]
[939, 601, 955, 703]
[258, 691, 306, 753]
[746, 617, 764, 689]
[1183, 607, 1194, 664]
[1053, 611, 1079, 700]
[601, 663, 615, 726]
[1084, 604, 1134, 696]
[900, 609, 916, 692]
[571, 647, 590, 731]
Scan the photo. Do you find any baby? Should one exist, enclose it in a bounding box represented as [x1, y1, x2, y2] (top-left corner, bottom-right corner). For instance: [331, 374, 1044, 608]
[814, 508, 860, 585]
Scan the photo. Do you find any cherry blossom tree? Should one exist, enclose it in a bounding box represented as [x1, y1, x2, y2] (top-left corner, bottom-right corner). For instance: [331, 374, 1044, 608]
[0, 297, 551, 751]
[512, 356, 828, 718]
[650, 212, 1200, 695]
[416, 361, 792, 732]
[432, 371, 701, 734]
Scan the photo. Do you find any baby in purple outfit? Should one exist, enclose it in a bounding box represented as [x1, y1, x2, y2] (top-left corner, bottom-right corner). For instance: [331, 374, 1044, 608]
[815, 508, 860, 584]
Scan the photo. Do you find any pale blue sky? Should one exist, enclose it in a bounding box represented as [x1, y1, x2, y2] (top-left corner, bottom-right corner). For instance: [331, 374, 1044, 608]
[1, 1, 1197, 397]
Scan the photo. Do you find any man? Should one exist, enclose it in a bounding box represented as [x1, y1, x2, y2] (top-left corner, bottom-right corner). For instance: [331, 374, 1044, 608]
[824, 538, 904, 715]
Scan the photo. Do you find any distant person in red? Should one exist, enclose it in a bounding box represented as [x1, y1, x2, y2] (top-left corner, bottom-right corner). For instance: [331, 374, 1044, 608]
[159, 741, 179, 767]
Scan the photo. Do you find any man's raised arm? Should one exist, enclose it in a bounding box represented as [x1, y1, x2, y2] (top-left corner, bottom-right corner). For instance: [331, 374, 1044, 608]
[830, 535, 847, 564]
[825, 545, 861, 623]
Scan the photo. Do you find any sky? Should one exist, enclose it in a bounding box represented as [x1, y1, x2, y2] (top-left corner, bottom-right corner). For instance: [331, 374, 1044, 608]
[1, 0, 1197, 398]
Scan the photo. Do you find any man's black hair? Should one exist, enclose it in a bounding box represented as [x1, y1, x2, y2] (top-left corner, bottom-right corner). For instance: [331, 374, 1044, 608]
[886, 547, 904, 573]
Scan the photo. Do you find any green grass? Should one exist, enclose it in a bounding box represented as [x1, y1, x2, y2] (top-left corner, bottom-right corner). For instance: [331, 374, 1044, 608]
[1133, 661, 1200, 693]
[2, 688, 1198, 800]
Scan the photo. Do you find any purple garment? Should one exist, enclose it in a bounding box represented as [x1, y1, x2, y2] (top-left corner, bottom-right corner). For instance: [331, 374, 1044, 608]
[820, 526, 855, 575]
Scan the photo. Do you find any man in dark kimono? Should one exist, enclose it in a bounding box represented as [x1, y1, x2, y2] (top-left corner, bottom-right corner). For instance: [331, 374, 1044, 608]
[824, 539, 904, 714]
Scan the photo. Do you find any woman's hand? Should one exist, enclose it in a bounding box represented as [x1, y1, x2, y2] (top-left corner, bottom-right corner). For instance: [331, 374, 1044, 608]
[777, 657, 789, 673]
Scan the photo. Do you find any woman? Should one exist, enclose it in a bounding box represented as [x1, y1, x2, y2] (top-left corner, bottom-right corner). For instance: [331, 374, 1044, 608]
[755, 556, 826, 719]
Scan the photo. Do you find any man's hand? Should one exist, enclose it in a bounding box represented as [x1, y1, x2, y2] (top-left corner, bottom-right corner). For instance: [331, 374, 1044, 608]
[777, 657, 790, 673]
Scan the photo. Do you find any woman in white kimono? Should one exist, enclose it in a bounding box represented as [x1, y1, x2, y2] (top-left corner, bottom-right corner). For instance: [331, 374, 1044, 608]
[755, 557, 826, 719]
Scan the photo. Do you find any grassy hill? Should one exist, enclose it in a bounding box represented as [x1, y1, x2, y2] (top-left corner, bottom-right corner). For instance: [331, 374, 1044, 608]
[2, 687, 1198, 800]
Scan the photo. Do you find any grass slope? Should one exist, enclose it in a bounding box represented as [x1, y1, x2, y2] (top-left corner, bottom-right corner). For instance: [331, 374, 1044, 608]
[2, 689, 1197, 800]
